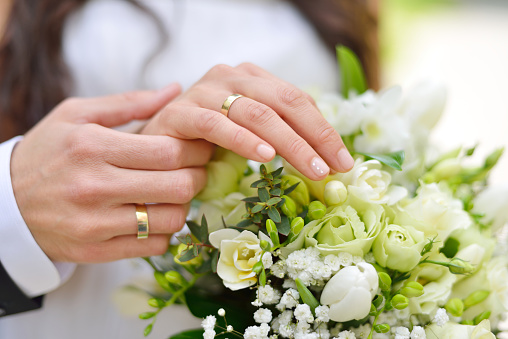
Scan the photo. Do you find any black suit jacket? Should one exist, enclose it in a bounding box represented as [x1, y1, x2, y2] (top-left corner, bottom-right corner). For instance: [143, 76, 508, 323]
[0, 260, 43, 316]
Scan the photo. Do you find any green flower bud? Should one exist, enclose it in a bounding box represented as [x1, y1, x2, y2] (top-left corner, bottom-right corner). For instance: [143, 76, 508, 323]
[372, 295, 384, 309]
[259, 239, 271, 252]
[369, 304, 377, 316]
[164, 271, 186, 286]
[290, 217, 304, 236]
[252, 261, 264, 274]
[266, 219, 277, 234]
[281, 175, 310, 209]
[308, 200, 326, 220]
[430, 158, 462, 181]
[460, 320, 475, 326]
[324, 180, 348, 206]
[281, 195, 297, 218]
[148, 298, 165, 308]
[174, 243, 203, 266]
[391, 294, 409, 310]
[448, 258, 475, 275]
[474, 311, 491, 325]
[445, 298, 464, 317]
[400, 281, 424, 298]
[464, 290, 490, 309]
[485, 147, 504, 170]
[139, 312, 156, 320]
[374, 324, 390, 334]
[378, 272, 392, 292]
[154, 271, 170, 292]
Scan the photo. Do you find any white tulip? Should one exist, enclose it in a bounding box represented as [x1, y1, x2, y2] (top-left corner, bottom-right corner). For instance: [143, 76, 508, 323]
[472, 184, 508, 232]
[320, 262, 378, 322]
[209, 229, 271, 290]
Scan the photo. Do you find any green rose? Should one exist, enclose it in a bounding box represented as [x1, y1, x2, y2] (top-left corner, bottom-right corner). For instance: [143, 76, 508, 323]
[372, 224, 425, 272]
[281, 195, 384, 257]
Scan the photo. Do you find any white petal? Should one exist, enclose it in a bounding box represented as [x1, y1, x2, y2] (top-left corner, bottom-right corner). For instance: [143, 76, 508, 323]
[209, 229, 240, 249]
[320, 266, 359, 305]
[328, 287, 372, 322]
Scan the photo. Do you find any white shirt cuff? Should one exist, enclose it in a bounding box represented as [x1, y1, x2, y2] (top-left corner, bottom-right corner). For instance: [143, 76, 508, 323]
[0, 136, 76, 297]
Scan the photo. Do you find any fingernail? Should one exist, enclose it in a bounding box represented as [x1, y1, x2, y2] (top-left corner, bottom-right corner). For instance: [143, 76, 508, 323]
[311, 157, 330, 178]
[338, 148, 355, 171]
[256, 144, 276, 161]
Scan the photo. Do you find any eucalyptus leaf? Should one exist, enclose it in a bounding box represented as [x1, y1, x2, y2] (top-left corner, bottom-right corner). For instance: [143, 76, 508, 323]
[178, 249, 196, 262]
[276, 215, 291, 236]
[258, 187, 270, 202]
[283, 182, 300, 195]
[236, 219, 254, 228]
[269, 187, 282, 196]
[336, 45, 367, 99]
[211, 250, 219, 273]
[242, 196, 261, 203]
[267, 197, 282, 206]
[356, 150, 405, 171]
[271, 167, 284, 178]
[267, 207, 281, 223]
[251, 204, 265, 214]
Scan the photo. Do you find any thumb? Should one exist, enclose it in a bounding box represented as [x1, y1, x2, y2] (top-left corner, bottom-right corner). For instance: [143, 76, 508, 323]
[71, 83, 181, 127]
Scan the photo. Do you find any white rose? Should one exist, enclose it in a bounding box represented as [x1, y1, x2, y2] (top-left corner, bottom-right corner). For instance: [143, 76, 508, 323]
[472, 184, 508, 232]
[333, 158, 407, 205]
[209, 229, 270, 290]
[425, 319, 495, 339]
[320, 262, 378, 322]
[395, 182, 472, 242]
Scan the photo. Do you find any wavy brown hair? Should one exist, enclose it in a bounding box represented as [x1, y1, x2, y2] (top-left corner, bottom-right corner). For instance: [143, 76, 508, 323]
[0, 0, 379, 141]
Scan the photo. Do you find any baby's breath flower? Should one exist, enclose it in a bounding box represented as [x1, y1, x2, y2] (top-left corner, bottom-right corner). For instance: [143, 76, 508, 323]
[245, 324, 270, 339]
[262, 252, 273, 270]
[394, 326, 410, 339]
[337, 252, 353, 267]
[257, 285, 281, 305]
[314, 323, 330, 339]
[260, 323, 271, 337]
[282, 279, 297, 289]
[337, 330, 356, 339]
[227, 325, 234, 332]
[254, 308, 273, 324]
[201, 315, 216, 331]
[271, 261, 286, 279]
[364, 252, 376, 264]
[296, 320, 311, 334]
[352, 255, 364, 265]
[277, 289, 300, 311]
[410, 326, 426, 339]
[433, 308, 449, 327]
[218, 308, 226, 317]
[294, 304, 314, 324]
[252, 299, 263, 307]
[352, 324, 371, 338]
[203, 329, 216, 339]
[323, 255, 341, 272]
[314, 305, 330, 323]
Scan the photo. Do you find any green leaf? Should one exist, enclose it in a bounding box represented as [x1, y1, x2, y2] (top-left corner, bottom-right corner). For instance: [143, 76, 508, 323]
[252, 213, 263, 223]
[144, 324, 153, 337]
[269, 231, 280, 247]
[267, 197, 282, 206]
[356, 150, 405, 171]
[236, 219, 253, 228]
[465, 144, 478, 156]
[336, 45, 367, 98]
[178, 248, 196, 262]
[169, 329, 205, 339]
[283, 182, 300, 195]
[176, 234, 193, 245]
[251, 179, 268, 188]
[440, 237, 460, 258]
[267, 207, 281, 223]
[259, 269, 267, 286]
[276, 215, 291, 236]
[186, 216, 208, 245]
[154, 271, 171, 292]
[258, 187, 270, 202]
[269, 187, 282, 196]
[271, 167, 284, 178]
[295, 278, 319, 313]
[242, 196, 261, 203]
[251, 204, 265, 214]
[260, 164, 268, 175]
[211, 250, 219, 273]
[272, 178, 282, 185]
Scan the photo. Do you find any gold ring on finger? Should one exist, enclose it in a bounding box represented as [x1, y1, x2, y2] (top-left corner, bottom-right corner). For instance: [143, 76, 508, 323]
[220, 94, 244, 118]
[135, 204, 149, 239]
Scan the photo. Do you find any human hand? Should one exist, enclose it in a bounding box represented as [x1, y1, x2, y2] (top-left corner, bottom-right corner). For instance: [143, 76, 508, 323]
[10, 85, 214, 263]
[142, 63, 354, 181]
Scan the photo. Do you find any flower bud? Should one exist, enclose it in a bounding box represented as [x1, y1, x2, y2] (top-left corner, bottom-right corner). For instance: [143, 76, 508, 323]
[252, 261, 264, 274]
[448, 258, 474, 275]
[148, 298, 165, 308]
[374, 324, 390, 334]
[474, 311, 491, 325]
[308, 201, 326, 220]
[174, 243, 203, 266]
[324, 180, 348, 206]
[460, 320, 474, 326]
[445, 298, 464, 317]
[400, 281, 424, 298]
[485, 147, 504, 170]
[378, 272, 392, 292]
[464, 290, 490, 309]
[429, 158, 462, 181]
[281, 195, 297, 218]
[391, 294, 409, 310]
[372, 295, 384, 309]
[290, 217, 304, 236]
[164, 270, 186, 286]
[266, 219, 277, 234]
[259, 239, 271, 252]
[281, 175, 310, 208]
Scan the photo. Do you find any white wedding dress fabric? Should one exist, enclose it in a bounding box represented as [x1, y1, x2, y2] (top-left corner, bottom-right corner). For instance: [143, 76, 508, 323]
[0, 0, 337, 338]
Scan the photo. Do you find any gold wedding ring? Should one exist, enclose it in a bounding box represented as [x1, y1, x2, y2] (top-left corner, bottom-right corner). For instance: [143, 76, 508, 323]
[135, 204, 149, 239]
[220, 94, 244, 117]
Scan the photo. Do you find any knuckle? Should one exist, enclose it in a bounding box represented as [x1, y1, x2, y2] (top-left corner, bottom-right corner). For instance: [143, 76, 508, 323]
[65, 175, 103, 204]
[173, 172, 197, 203]
[287, 137, 308, 155]
[208, 64, 235, 76]
[65, 124, 103, 160]
[59, 97, 82, 111]
[236, 62, 257, 73]
[316, 125, 339, 145]
[278, 86, 306, 108]
[195, 110, 221, 136]
[156, 139, 183, 169]
[245, 102, 274, 126]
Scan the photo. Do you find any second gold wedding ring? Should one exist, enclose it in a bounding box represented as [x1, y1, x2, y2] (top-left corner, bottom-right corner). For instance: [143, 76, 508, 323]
[135, 204, 149, 239]
[220, 94, 244, 117]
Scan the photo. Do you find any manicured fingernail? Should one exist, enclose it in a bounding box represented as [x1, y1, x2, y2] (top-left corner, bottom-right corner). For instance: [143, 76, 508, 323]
[257, 144, 276, 161]
[311, 157, 329, 178]
[338, 148, 355, 171]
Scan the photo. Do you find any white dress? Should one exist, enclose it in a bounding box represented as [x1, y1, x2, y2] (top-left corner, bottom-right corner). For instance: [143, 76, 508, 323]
[0, 0, 337, 338]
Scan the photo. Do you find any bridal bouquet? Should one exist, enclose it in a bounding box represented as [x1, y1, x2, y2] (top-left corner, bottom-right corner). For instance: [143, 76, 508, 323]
[139, 47, 508, 339]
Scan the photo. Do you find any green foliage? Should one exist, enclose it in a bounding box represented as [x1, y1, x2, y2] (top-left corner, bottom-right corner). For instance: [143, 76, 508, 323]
[336, 45, 367, 98]
[295, 278, 320, 313]
[356, 150, 405, 171]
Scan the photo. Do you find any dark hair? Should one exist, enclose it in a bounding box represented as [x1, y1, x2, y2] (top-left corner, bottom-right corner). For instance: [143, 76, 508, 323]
[0, 0, 379, 141]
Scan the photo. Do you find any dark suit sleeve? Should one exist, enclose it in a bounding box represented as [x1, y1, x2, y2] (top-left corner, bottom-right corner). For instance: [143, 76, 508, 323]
[0, 260, 43, 316]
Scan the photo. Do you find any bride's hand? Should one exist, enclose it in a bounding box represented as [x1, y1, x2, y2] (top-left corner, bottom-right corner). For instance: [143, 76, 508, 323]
[10, 85, 214, 262]
[142, 63, 354, 181]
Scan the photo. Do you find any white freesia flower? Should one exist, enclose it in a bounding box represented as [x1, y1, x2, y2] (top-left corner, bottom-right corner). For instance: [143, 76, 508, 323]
[331, 159, 407, 205]
[320, 262, 378, 322]
[425, 319, 495, 339]
[395, 182, 472, 243]
[209, 229, 271, 290]
[472, 184, 508, 232]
